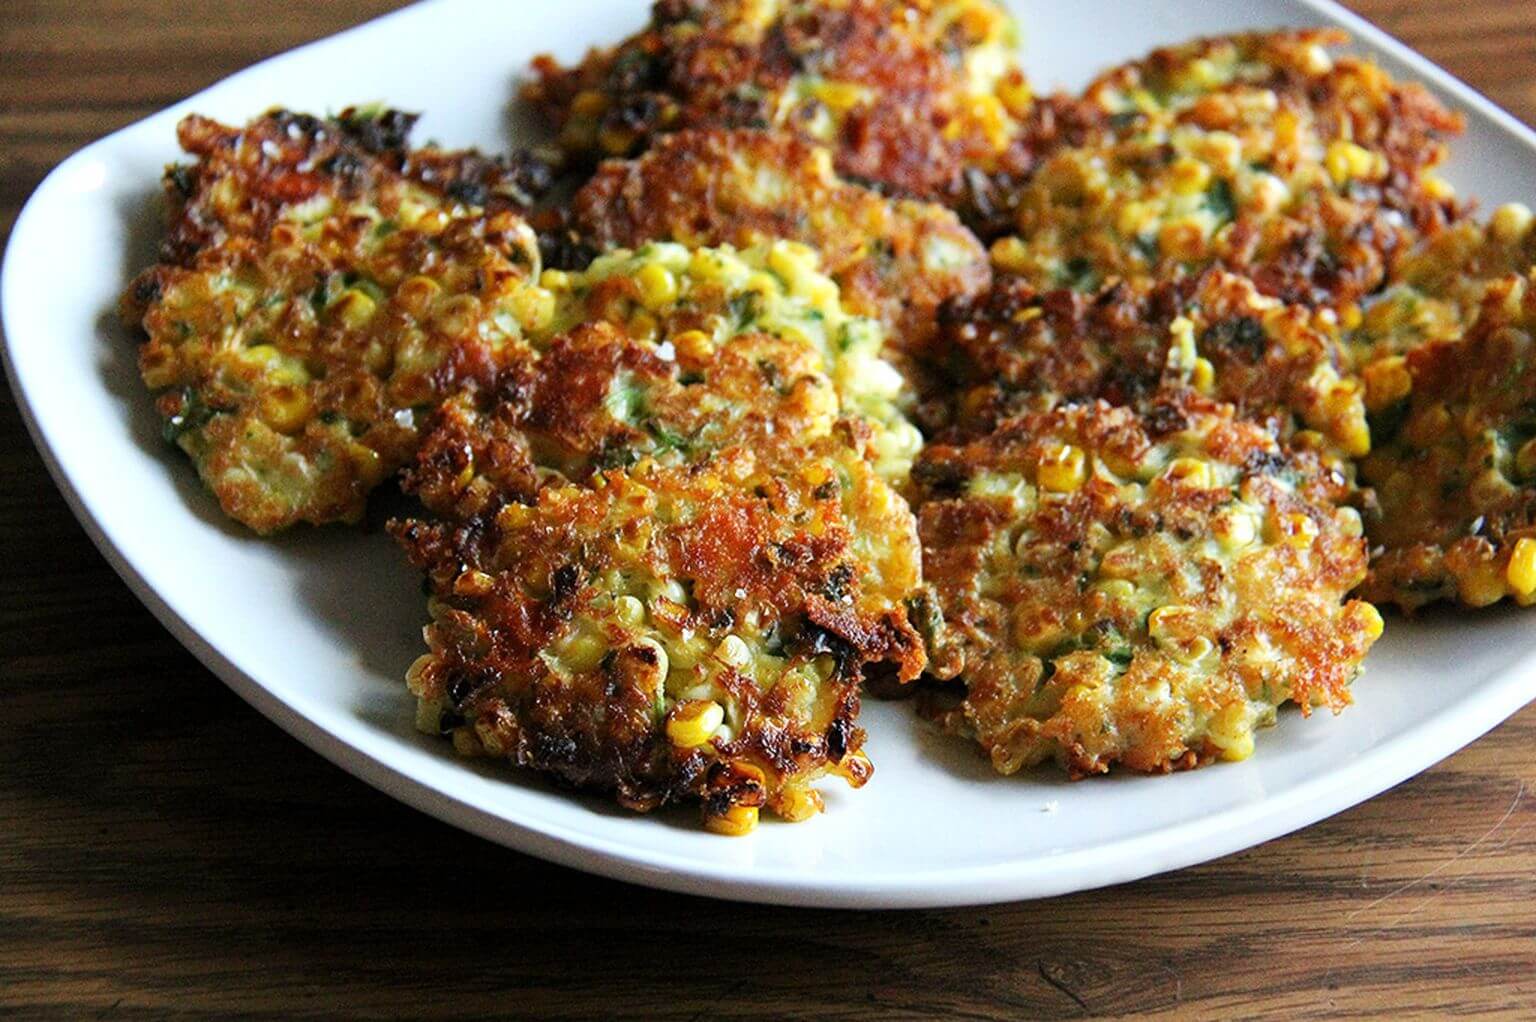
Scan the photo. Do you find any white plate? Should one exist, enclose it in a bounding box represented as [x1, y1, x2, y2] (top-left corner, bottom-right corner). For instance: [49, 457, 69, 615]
[5, 0, 1536, 909]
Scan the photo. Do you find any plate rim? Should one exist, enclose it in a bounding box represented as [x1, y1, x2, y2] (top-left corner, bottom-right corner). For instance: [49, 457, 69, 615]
[4, 0, 1536, 909]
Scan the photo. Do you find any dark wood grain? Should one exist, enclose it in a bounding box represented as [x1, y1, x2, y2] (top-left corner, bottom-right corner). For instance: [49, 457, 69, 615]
[2, 2, 1534, 1018]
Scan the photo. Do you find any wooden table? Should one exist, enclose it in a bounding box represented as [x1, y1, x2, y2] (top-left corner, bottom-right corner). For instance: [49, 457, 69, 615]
[3, 3, 1534, 1017]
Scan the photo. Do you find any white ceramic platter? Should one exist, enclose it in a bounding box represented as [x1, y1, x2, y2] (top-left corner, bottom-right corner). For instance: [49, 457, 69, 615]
[5, 0, 1536, 909]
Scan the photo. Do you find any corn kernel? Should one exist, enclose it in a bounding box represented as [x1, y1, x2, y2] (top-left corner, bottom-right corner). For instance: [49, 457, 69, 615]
[1163, 457, 1213, 489]
[1340, 302, 1363, 331]
[1361, 355, 1412, 411]
[597, 126, 637, 155]
[397, 275, 443, 318]
[259, 386, 312, 434]
[453, 569, 495, 597]
[1325, 140, 1379, 185]
[571, 89, 610, 118]
[332, 288, 378, 329]
[715, 634, 751, 669]
[991, 236, 1030, 274]
[1491, 203, 1535, 245]
[809, 79, 869, 112]
[772, 784, 823, 823]
[998, 71, 1033, 117]
[1506, 538, 1536, 597]
[539, 269, 572, 292]
[1190, 357, 1215, 393]
[1207, 703, 1255, 762]
[1037, 444, 1086, 492]
[705, 803, 759, 837]
[1354, 601, 1385, 642]
[634, 262, 679, 311]
[1215, 508, 1258, 549]
[615, 595, 645, 628]
[1274, 511, 1319, 549]
[667, 699, 725, 748]
[562, 630, 608, 673]
[1422, 175, 1456, 201]
[510, 283, 555, 335]
[671, 329, 715, 362]
[1169, 157, 1213, 196]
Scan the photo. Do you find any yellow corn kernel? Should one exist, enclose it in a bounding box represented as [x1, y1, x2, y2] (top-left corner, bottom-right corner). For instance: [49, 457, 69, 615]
[332, 288, 378, 329]
[614, 595, 645, 628]
[351, 443, 387, 486]
[671, 329, 715, 362]
[714, 634, 751, 669]
[570, 89, 610, 118]
[1169, 157, 1213, 196]
[597, 126, 637, 155]
[1163, 457, 1213, 489]
[1158, 216, 1209, 262]
[1491, 202, 1535, 245]
[1325, 140, 1380, 185]
[1506, 538, 1536, 597]
[1354, 601, 1385, 642]
[990, 236, 1030, 274]
[809, 79, 870, 113]
[1196, 131, 1243, 174]
[539, 269, 572, 292]
[627, 310, 659, 341]
[634, 262, 679, 311]
[1274, 511, 1319, 549]
[396, 275, 443, 318]
[1422, 174, 1455, 201]
[1190, 356, 1215, 393]
[1037, 444, 1086, 493]
[705, 803, 759, 837]
[1335, 506, 1364, 539]
[1340, 302, 1363, 331]
[562, 630, 608, 673]
[772, 784, 823, 823]
[1361, 355, 1412, 411]
[998, 71, 1033, 118]
[496, 502, 532, 531]
[667, 700, 725, 748]
[1214, 508, 1258, 550]
[452, 569, 495, 598]
[258, 386, 312, 434]
[510, 283, 555, 335]
[1207, 703, 1255, 762]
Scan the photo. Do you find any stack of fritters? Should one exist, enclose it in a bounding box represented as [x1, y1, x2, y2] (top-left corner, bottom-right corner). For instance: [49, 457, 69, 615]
[122, 1, 1536, 829]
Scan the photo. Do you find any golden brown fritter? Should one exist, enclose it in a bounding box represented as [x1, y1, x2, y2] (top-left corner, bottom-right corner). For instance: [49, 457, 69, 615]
[567, 129, 991, 360]
[931, 269, 1368, 460]
[537, 240, 924, 480]
[1359, 272, 1536, 610]
[406, 320, 840, 517]
[395, 415, 924, 830]
[524, 0, 1032, 202]
[911, 394, 1379, 777]
[157, 107, 551, 266]
[121, 109, 555, 533]
[1346, 202, 1536, 367]
[988, 30, 1463, 307]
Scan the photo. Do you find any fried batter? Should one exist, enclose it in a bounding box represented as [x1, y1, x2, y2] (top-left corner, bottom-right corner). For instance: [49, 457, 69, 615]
[395, 414, 924, 829]
[538, 240, 924, 480]
[525, 0, 1032, 201]
[568, 129, 991, 361]
[933, 269, 1368, 460]
[912, 394, 1379, 776]
[988, 30, 1463, 307]
[1360, 272, 1536, 610]
[123, 109, 555, 533]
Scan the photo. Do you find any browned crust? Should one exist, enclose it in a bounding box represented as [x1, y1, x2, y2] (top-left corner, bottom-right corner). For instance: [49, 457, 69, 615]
[569, 128, 991, 359]
[911, 394, 1376, 777]
[524, 0, 1028, 201]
